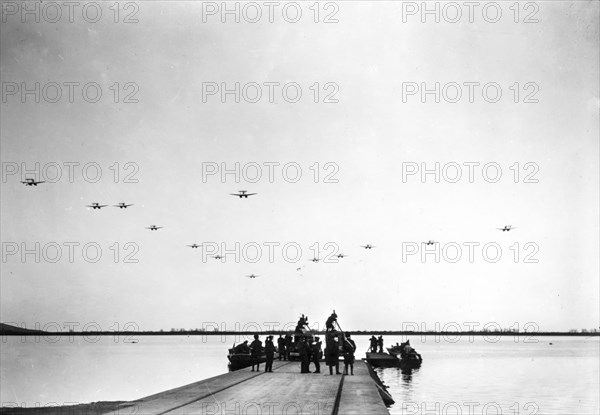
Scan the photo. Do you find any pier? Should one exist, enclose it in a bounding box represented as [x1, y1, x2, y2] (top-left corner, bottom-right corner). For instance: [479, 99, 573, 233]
[105, 361, 389, 415]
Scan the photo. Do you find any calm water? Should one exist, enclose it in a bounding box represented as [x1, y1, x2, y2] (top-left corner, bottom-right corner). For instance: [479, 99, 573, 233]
[1, 335, 598, 414]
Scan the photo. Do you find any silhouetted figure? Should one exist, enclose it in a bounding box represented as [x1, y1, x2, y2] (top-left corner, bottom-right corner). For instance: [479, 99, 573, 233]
[298, 337, 310, 373]
[311, 336, 322, 373]
[295, 314, 309, 334]
[343, 334, 356, 375]
[369, 335, 378, 352]
[265, 335, 276, 372]
[325, 311, 338, 332]
[284, 334, 293, 360]
[277, 335, 286, 361]
[250, 334, 262, 372]
[377, 335, 384, 353]
[325, 332, 341, 375]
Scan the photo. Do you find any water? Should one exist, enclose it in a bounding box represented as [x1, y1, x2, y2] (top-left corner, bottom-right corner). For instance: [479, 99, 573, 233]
[1, 335, 598, 414]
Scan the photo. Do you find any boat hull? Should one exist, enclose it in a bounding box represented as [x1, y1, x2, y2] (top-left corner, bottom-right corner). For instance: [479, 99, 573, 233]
[364, 352, 401, 367]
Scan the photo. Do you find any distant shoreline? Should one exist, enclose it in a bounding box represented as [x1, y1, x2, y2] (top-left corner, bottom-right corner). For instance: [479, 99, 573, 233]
[2, 330, 598, 337]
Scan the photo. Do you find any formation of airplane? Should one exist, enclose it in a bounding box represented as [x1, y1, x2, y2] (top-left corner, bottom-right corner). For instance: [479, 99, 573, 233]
[21, 178, 44, 186]
[230, 190, 257, 198]
[146, 225, 163, 231]
[114, 202, 133, 209]
[87, 202, 107, 209]
[497, 225, 515, 232]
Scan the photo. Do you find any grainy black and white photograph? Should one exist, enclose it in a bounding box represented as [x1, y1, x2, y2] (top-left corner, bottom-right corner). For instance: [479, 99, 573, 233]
[1, 1, 599, 414]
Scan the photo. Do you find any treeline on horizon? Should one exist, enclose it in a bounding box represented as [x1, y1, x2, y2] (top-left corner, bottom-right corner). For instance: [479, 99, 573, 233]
[1, 324, 598, 336]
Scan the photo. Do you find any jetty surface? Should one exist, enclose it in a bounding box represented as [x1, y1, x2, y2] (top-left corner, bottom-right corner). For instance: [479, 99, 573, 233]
[104, 360, 389, 415]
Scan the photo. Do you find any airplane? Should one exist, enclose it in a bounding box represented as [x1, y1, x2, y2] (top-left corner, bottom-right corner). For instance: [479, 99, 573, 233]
[336, 253, 348, 258]
[361, 244, 375, 249]
[296, 267, 302, 271]
[114, 203, 133, 209]
[246, 274, 259, 279]
[146, 225, 163, 231]
[230, 190, 257, 198]
[212, 255, 224, 260]
[187, 244, 201, 248]
[423, 240, 437, 246]
[309, 257, 321, 263]
[497, 225, 516, 232]
[21, 178, 45, 186]
[86, 202, 107, 209]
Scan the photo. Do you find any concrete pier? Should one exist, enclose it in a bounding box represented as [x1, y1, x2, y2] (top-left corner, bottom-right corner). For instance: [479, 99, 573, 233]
[104, 361, 389, 415]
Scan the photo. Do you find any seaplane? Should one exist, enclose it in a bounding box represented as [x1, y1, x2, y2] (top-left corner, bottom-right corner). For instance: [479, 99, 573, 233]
[497, 225, 516, 232]
[187, 244, 201, 248]
[361, 244, 375, 249]
[114, 202, 133, 209]
[86, 202, 107, 209]
[146, 225, 163, 231]
[21, 178, 45, 186]
[246, 274, 259, 279]
[230, 190, 257, 198]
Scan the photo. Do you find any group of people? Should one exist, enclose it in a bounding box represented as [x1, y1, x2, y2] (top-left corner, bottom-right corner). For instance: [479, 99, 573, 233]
[230, 311, 358, 375]
[368, 335, 385, 353]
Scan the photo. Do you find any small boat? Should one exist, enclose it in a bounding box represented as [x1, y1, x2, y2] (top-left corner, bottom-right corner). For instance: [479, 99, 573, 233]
[227, 349, 267, 371]
[365, 352, 401, 367]
[387, 341, 423, 368]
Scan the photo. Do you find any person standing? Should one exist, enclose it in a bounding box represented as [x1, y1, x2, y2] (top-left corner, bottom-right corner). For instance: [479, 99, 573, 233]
[369, 335, 378, 352]
[284, 334, 293, 360]
[377, 335, 384, 353]
[277, 335, 285, 361]
[325, 332, 341, 375]
[298, 337, 310, 373]
[343, 334, 356, 375]
[310, 336, 322, 374]
[265, 335, 276, 372]
[250, 334, 262, 372]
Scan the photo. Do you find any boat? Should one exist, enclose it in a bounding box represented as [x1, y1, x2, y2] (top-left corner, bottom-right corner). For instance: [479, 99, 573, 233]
[227, 347, 268, 371]
[364, 351, 401, 367]
[387, 341, 423, 368]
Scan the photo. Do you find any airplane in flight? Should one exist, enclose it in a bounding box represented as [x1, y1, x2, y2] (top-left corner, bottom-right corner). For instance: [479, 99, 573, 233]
[146, 225, 163, 231]
[361, 244, 375, 249]
[86, 202, 108, 209]
[246, 274, 259, 279]
[309, 257, 321, 263]
[230, 190, 257, 198]
[336, 253, 348, 258]
[114, 203, 133, 209]
[187, 244, 201, 248]
[212, 255, 224, 260]
[423, 240, 437, 246]
[497, 225, 516, 232]
[21, 178, 45, 186]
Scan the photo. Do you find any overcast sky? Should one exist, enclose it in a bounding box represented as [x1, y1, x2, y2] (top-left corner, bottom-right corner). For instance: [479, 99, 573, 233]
[1, 1, 598, 333]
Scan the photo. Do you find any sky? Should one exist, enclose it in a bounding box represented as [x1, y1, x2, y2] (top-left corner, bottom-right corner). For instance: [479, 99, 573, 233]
[1, 1, 599, 333]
